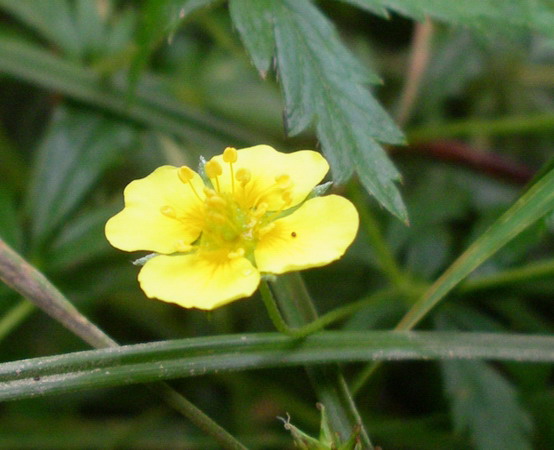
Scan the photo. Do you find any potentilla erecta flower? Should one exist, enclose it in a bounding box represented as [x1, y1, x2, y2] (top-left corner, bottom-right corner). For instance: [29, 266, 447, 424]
[105, 145, 359, 310]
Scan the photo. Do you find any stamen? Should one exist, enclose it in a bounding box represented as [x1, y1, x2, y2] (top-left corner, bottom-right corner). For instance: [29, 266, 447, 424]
[206, 195, 227, 209]
[206, 211, 228, 225]
[205, 160, 222, 192]
[253, 202, 268, 218]
[258, 223, 275, 237]
[275, 174, 292, 189]
[178, 166, 202, 201]
[203, 187, 216, 197]
[178, 166, 195, 183]
[160, 205, 177, 218]
[223, 147, 237, 193]
[227, 248, 245, 259]
[282, 190, 293, 206]
[235, 168, 251, 187]
[222, 147, 238, 163]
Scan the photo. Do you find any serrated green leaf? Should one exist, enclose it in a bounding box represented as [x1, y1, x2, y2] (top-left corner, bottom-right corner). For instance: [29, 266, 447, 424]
[1, 331, 554, 402]
[230, 0, 408, 222]
[25, 106, 133, 245]
[229, 0, 274, 76]
[338, 0, 554, 41]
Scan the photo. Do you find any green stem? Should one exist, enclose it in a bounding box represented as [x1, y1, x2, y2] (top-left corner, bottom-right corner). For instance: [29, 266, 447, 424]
[407, 112, 554, 143]
[260, 280, 399, 339]
[154, 383, 247, 450]
[348, 182, 406, 289]
[271, 273, 374, 449]
[0, 238, 247, 450]
[460, 258, 554, 293]
[259, 279, 295, 335]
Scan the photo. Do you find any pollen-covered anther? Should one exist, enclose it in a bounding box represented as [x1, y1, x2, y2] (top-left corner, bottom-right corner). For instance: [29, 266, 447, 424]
[253, 202, 268, 218]
[227, 248, 245, 259]
[281, 190, 293, 206]
[235, 168, 251, 186]
[206, 195, 227, 209]
[205, 160, 223, 179]
[275, 174, 292, 189]
[178, 166, 195, 183]
[203, 187, 217, 197]
[223, 147, 238, 163]
[206, 211, 228, 225]
[258, 223, 275, 237]
[160, 205, 177, 218]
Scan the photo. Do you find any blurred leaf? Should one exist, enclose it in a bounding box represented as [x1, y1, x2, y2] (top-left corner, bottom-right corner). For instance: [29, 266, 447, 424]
[230, 0, 408, 222]
[48, 204, 121, 272]
[25, 106, 133, 245]
[74, 0, 105, 58]
[396, 164, 554, 330]
[1, 331, 554, 401]
[129, 0, 221, 89]
[338, 0, 551, 35]
[129, 0, 172, 93]
[0, 35, 267, 150]
[441, 358, 532, 450]
[0, 187, 21, 251]
[0, 0, 83, 59]
[437, 315, 533, 450]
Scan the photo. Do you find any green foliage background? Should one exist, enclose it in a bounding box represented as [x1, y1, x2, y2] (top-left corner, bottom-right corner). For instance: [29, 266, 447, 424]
[1, 0, 554, 448]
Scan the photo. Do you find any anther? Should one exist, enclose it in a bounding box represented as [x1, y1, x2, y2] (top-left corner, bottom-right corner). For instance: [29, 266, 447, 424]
[227, 248, 245, 259]
[178, 166, 195, 183]
[160, 205, 177, 218]
[258, 223, 275, 237]
[205, 160, 223, 178]
[203, 187, 216, 197]
[275, 174, 292, 189]
[222, 147, 238, 193]
[206, 195, 227, 209]
[206, 211, 228, 225]
[282, 190, 293, 206]
[235, 168, 251, 186]
[222, 147, 238, 163]
[253, 202, 268, 218]
[178, 166, 202, 201]
[205, 160, 222, 192]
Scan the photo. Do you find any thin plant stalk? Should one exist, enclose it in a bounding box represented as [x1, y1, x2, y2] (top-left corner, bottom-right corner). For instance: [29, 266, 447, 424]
[0, 237, 247, 450]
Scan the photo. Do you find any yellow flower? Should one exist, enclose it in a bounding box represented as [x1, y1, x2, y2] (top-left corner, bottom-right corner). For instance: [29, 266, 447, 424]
[105, 145, 359, 310]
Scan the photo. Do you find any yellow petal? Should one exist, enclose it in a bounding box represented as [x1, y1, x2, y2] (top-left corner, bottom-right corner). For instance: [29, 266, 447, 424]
[105, 166, 205, 253]
[138, 252, 260, 310]
[212, 145, 329, 210]
[255, 195, 359, 273]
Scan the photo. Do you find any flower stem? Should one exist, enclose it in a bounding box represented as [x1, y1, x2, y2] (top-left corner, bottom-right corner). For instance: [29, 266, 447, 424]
[260, 279, 399, 338]
[0, 237, 247, 450]
[259, 278, 296, 335]
[271, 273, 374, 449]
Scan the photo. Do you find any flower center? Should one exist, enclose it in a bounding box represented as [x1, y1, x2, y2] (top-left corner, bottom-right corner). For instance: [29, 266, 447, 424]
[168, 147, 296, 263]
